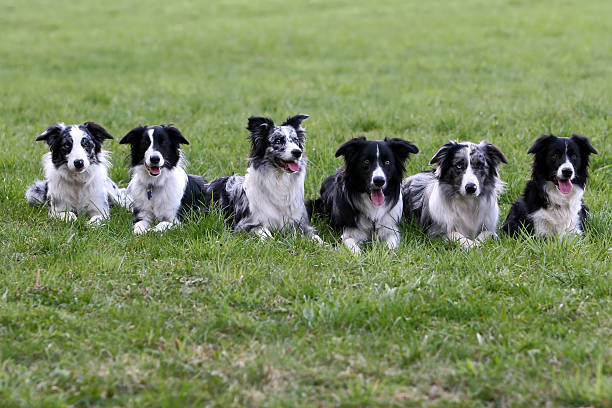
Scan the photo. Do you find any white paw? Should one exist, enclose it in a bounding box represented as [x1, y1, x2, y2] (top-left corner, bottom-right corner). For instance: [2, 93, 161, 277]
[385, 236, 400, 250]
[343, 239, 361, 254]
[254, 227, 273, 240]
[55, 211, 77, 222]
[134, 222, 149, 235]
[476, 230, 495, 243]
[87, 215, 106, 226]
[311, 234, 324, 244]
[153, 221, 177, 232]
[460, 237, 480, 249]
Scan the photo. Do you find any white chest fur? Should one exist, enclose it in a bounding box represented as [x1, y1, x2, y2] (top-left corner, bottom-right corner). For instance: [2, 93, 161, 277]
[43, 152, 110, 214]
[242, 166, 306, 230]
[531, 182, 584, 236]
[127, 165, 188, 222]
[354, 192, 403, 236]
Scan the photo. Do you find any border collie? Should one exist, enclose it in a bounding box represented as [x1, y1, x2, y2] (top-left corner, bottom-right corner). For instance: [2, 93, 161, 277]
[310, 136, 419, 253]
[402, 141, 507, 249]
[120, 125, 208, 234]
[25, 122, 125, 225]
[204, 114, 320, 241]
[502, 134, 598, 237]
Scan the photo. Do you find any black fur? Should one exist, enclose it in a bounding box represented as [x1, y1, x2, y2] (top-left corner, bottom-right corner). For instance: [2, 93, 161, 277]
[502, 134, 597, 236]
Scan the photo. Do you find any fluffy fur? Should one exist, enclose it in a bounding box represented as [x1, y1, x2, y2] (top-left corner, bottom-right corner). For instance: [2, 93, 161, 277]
[204, 114, 319, 240]
[120, 125, 208, 234]
[25, 122, 125, 225]
[402, 141, 507, 249]
[502, 134, 598, 237]
[311, 136, 419, 253]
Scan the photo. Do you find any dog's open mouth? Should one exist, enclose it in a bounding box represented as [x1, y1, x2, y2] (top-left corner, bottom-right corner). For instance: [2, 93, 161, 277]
[554, 177, 573, 195]
[146, 164, 161, 176]
[277, 159, 300, 173]
[369, 189, 385, 206]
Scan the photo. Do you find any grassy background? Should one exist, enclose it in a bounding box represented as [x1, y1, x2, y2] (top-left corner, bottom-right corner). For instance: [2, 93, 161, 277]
[1, 0, 611, 406]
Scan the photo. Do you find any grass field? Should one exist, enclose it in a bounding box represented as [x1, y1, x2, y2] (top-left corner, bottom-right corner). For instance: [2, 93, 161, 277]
[1, 0, 611, 406]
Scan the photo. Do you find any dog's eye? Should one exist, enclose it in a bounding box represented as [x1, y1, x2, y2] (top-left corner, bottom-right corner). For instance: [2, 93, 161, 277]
[274, 137, 284, 144]
[474, 162, 483, 169]
[551, 154, 559, 161]
[363, 160, 370, 167]
[570, 154, 577, 160]
[384, 160, 391, 166]
[62, 143, 71, 152]
[455, 163, 463, 170]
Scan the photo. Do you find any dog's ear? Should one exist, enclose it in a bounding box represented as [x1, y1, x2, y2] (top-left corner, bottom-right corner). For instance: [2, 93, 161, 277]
[163, 125, 189, 145]
[84, 122, 113, 145]
[429, 141, 457, 165]
[36, 123, 65, 146]
[385, 138, 419, 162]
[527, 134, 556, 154]
[281, 114, 309, 130]
[335, 136, 367, 158]
[120, 126, 146, 145]
[247, 116, 275, 135]
[481, 141, 507, 167]
[570, 134, 598, 155]
[247, 116, 275, 153]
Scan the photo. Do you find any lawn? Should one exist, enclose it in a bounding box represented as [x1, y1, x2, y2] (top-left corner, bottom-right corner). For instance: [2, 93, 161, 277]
[0, 0, 611, 406]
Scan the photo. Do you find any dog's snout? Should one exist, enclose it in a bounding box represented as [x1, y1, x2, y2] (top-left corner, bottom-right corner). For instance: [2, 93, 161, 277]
[150, 155, 160, 164]
[561, 168, 573, 178]
[73, 159, 84, 169]
[373, 177, 386, 188]
[465, 183, 477, 194]
[291, 149, 302, 159]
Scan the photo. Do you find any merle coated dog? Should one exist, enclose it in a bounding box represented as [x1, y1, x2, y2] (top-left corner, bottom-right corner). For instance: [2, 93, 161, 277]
[204, 114, 320, 241]
[502, 134, 598, 237]
[310, 136, 419, 253]
[402, 141, 507, 248]
[120, 125, 207, 234]
[25, 122, 125, 225]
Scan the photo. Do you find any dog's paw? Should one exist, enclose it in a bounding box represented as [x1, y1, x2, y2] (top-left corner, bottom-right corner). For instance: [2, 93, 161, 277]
[134, 222, 149, 235]
[476, 230, 495, 243]
[87, 215, 106, 226]
[460, 237, 480, 249]
[254, 227, 273, 240]
[311, 234, 324, 245]
[343, 238, 361, 254]
[55, 211, 77, 222]
[153, 221, 177, 232]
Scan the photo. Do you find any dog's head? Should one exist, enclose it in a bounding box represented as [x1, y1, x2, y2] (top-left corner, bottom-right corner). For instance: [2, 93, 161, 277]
[247, 114, 309, 173]
[430, 140, 507, 197]
[336, 137, 419, 206]
[120, 125, 189, 177]
[36, 122, 113, 172]
[528, 133, 597, 194]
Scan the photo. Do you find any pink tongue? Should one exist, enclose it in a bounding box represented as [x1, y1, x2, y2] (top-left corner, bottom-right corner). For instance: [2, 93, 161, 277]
[149, 166, 160, 175]
[558, 180, 573, 194]
[370, 189, 385, 206]
[287, 162, 300, 172]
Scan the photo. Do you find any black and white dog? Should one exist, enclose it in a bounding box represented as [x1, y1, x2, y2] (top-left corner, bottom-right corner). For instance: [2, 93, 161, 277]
[502, 134, 598, 237]
[25, 122, 125, 225]
[310, 137, 419, 253]
[402, 141, 507, 248]
[120, 125, 208, 234]
[204, 114, 320, 241]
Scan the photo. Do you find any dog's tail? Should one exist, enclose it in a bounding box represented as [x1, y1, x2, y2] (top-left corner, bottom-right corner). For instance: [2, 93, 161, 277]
[106, 178, 132, 209]
[25, 180, 48, 206]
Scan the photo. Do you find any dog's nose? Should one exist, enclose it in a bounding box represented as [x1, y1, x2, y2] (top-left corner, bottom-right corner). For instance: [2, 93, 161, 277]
[561, 168, 573, 178]
[73, 159, 84, 169]
[373, 177, 386, 188]
[465, 183, 477, 194]
[150, 155, 160, 164]
[291, 149, 302, 159]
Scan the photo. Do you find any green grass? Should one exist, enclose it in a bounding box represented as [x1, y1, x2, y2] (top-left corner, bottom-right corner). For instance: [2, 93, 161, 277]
[1, 0, 611, 406]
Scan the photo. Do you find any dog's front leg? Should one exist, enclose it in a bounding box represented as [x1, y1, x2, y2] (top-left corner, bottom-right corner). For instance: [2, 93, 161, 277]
[152, 219, 180, 232]
[341, 228, 367, 254]
[447, 231, 479, 249]
[134, 219, 151, 235]
[379, 227, 401, 250]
